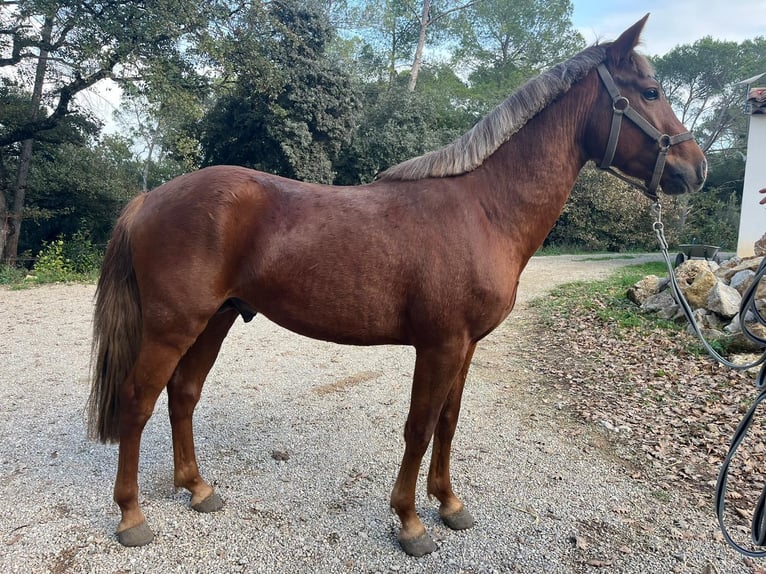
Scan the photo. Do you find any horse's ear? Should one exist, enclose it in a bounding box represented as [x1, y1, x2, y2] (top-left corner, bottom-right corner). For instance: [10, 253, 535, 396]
[607, 13, 649, 65]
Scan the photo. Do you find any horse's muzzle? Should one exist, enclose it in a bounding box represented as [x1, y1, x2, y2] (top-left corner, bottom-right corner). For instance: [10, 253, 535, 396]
[661, 157, 707, 195]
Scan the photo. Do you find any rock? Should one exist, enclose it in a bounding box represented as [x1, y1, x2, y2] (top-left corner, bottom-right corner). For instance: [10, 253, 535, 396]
[717, 256, 764, 282]
[729, 269, 756, 294]
[707, 282, 742, 319]
[627, 274, 663, 305]
[641, 289, 678, 319]
[686, 324, 724, 340]
[691, 308, 724, 331]
[755, 232, 766, 257]
[726, 322, 766, 352]
[724, 313, 742, 334]
[635, 255, 765, 349]
[675, 260, 717, 309]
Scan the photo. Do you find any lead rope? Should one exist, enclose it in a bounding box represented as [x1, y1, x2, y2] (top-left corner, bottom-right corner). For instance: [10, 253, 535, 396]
[652, 201, 766, 557]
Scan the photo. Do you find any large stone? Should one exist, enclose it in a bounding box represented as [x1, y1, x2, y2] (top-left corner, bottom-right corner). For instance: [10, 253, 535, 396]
[726, 318, 766, 352]
[730, 269, 756, 295]
[691, 308, 725, 331]
[755, 232, 766, 257]
[717, 256, 765, 282]
[627, 274, 665, 305]
[675, 260, 717, 310]
[640, 289, 678, 319]
[707, 281, 742, 319]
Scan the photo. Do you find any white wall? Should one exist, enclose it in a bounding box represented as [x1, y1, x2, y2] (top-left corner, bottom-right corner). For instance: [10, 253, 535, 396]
[737, 113, 766, 257]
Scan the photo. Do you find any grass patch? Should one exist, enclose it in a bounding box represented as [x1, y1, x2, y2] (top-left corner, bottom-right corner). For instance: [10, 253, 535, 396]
[0, 263, 27, 285]
[532, 261, 678, 333]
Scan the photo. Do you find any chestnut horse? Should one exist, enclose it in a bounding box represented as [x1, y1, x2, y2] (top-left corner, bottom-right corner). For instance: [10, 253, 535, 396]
[88, 15, 706, 556]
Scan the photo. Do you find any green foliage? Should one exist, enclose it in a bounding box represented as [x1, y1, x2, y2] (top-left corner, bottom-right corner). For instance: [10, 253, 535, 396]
[544, 166, 672, 252]
[0, 263, 26, 285]
[680, 187, 740, 249]
[30, 233, 101, 283]
[31, 239, 73, 283]
[22, 138, 141, 257]
[335, 80, 473, 183]
[456, 0, 584, 110]
[200, 0, 361, 183]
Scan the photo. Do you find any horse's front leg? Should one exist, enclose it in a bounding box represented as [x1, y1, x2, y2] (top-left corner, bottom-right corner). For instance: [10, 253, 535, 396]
[390, 341, 471, 557]
[427, 342, 476, 530]
[167, 310, 237, 512]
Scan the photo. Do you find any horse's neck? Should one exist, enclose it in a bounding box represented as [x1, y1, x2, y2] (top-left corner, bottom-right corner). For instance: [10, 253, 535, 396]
[473, 88, 591, 253]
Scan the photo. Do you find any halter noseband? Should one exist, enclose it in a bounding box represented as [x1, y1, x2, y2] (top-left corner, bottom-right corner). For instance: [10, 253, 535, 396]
[596, 63, 694, 201]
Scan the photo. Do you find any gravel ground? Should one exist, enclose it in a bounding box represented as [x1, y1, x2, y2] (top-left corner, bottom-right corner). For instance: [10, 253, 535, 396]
[0, 254, 757, 573]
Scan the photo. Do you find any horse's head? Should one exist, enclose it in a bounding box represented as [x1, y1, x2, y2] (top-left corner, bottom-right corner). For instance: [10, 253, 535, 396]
[586, 14, 707, 200]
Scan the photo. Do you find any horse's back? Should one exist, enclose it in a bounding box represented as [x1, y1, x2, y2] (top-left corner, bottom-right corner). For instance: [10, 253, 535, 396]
[126, 165, 517, 346]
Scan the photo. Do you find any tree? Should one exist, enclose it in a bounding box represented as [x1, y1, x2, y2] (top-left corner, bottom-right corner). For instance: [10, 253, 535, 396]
[456, 0, 583, 108]
[0, 0, 220, 263]
[651, 36, 766, 242]
[335, 77, 472, 184]
[652, 38, 750, 154]
[407, 0, 476, 91]
[23, 136, 141, 258]
[116, 55, 210, 192]
[200, 0, 361, 183]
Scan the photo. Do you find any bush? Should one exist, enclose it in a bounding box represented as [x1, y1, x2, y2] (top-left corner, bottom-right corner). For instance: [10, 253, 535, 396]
[30, 232, 102, 283]
[62, 229, 102, 275]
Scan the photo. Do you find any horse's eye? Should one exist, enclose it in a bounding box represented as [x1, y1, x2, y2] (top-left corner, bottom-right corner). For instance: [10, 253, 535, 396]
[643, 88, 660, 101]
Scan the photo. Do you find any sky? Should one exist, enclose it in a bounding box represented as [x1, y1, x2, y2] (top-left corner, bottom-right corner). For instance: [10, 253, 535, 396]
[82, 0, 766, 134]
[571, 0, 766, 56]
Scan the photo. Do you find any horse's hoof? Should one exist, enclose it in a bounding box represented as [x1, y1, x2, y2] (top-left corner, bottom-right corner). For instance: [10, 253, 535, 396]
[116, 522, 154, 547]
[192, 491, 224, 513]
[398, 531, 437, 557]
[441, 507, 474, 530]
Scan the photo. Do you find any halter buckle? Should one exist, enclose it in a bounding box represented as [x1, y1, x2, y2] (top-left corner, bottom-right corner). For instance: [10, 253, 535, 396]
[612, 96, 629, 113]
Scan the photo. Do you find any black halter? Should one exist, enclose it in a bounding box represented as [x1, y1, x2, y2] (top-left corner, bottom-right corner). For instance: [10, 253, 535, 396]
[596, 63, 695, 201]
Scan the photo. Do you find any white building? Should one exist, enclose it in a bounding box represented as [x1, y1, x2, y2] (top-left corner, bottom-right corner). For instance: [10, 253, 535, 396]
[737, 76, 766, 257]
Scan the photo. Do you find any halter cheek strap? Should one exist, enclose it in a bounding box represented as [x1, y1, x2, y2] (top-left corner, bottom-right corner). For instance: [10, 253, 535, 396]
[596, 63, 695, 200]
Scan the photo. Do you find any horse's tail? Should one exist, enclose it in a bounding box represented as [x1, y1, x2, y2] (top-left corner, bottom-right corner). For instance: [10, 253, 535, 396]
[87, 194, 146, 444]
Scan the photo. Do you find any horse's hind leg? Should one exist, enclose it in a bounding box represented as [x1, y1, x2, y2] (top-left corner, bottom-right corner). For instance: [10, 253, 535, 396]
[427, 342, 476, 531]
[167, 310, 237, 512]
[114, 334, 198, 547]
[390, 340, 471, 557]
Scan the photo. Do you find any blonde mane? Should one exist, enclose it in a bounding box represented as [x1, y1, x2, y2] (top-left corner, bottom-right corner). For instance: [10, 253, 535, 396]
[378, 44, 613, 181]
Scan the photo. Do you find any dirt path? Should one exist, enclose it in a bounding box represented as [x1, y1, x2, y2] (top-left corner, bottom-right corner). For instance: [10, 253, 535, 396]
[0, 254, 757, 573]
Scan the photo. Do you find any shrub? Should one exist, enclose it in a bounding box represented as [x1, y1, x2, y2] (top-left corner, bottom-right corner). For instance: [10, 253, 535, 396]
[30, 232, 102, 283]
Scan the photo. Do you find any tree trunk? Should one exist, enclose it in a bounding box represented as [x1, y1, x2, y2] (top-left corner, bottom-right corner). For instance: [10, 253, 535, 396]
[408, 0, 431, 92]
[3, 15, 53, 265]
[142, 136, 156, 193]
[0, 169, 8, 262]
